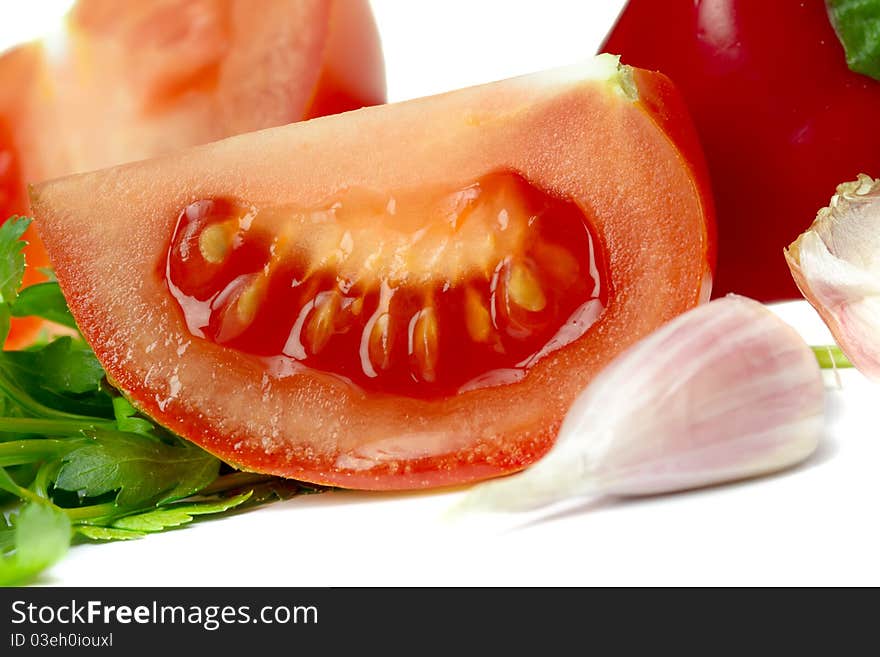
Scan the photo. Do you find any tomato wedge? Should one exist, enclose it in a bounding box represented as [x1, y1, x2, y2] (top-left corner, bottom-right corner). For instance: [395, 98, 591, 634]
[32, 55, 713, 490]
[1, 0, 385, 347]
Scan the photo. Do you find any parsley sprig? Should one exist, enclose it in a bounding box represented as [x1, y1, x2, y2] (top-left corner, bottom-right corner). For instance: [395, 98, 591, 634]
[0, 217, 318, 586]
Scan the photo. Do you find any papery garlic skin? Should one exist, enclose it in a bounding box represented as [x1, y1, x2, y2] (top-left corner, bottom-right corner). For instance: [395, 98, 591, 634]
[461, 295, 824, 512]
[786, 174, 880, 381]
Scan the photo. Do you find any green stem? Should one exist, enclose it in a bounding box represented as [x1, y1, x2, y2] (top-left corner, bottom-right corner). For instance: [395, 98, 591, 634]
[0, 438, 85, 467]
[0, 466, 47, 505]
[195, 471, 276, 496]
[31, 461, 61, 499]
[812, 345, 853, 370]
[0, 416, 116, 436]
[64, 502, 120, 522]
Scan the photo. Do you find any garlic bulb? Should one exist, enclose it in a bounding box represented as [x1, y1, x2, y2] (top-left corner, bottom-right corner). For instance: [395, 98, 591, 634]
[459, 295, 824, 512]
[786, 174, 880, 381]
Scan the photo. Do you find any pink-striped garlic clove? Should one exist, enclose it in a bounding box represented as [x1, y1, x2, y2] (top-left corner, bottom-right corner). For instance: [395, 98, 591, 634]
[786, 174, 880, 381]
[460, 295, 824, 512]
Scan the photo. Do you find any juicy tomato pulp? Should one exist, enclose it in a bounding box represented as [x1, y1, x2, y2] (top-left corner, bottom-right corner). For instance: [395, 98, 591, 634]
[166, 173, 608, 399]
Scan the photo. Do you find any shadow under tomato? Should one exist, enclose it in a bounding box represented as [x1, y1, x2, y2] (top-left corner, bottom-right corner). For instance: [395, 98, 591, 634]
[500, 427, 840, 536]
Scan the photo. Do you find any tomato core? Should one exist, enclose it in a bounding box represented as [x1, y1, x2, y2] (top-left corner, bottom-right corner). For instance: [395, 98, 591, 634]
[166, 172, 607, 398]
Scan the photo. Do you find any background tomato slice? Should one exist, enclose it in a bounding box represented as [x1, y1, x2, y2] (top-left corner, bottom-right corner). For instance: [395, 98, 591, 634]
[38, 0, 386, 177]
[0, 0, 386, 347]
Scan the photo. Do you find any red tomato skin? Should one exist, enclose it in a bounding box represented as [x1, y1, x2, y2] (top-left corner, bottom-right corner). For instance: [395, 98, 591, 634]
[602, 0, 880, 301]
[0, 116, 46, 348]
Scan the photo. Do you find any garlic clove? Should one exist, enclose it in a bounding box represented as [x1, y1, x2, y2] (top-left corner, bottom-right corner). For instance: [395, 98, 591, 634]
[786, 174, 880, 381]
[459, 295, 824, 512]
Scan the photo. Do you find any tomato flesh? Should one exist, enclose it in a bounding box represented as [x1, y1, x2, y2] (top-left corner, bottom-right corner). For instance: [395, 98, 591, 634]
[166, 172, 608, 399]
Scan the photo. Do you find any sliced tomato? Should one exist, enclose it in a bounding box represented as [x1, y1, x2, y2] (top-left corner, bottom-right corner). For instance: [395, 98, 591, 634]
[32, 55, 714, 490]
[0, 0, 385, 347]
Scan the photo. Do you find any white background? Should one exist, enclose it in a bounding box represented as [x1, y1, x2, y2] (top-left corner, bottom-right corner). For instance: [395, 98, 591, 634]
[3, 1, 880, 586]
[0, 1, 626, 102]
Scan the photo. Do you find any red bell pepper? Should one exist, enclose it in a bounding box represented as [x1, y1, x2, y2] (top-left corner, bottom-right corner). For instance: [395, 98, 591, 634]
[602, 0, 880, 300]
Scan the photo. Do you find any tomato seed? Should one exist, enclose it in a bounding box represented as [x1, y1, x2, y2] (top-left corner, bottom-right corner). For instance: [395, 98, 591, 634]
[410, 306, 439, 383]
[507, 260, 547, 312]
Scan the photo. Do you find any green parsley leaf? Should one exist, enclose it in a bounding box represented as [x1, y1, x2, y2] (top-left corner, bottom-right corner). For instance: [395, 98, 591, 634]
[0, 502, 71, 586]
[111, 396, 158, 438]
[827, 0, 880, 81]
[0, 360, 117, 435]
[1, 337, 104, 395]
[0, 438, 86, 467]
[55, 429, 221, 508]
[110, 491, 252, 532]
[0, 340, 112, 419]
[0, 223, 314, 582]
[75, 526, 146, 541]
[0, 216, 30, 305]
[11, 282, 78, 329]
